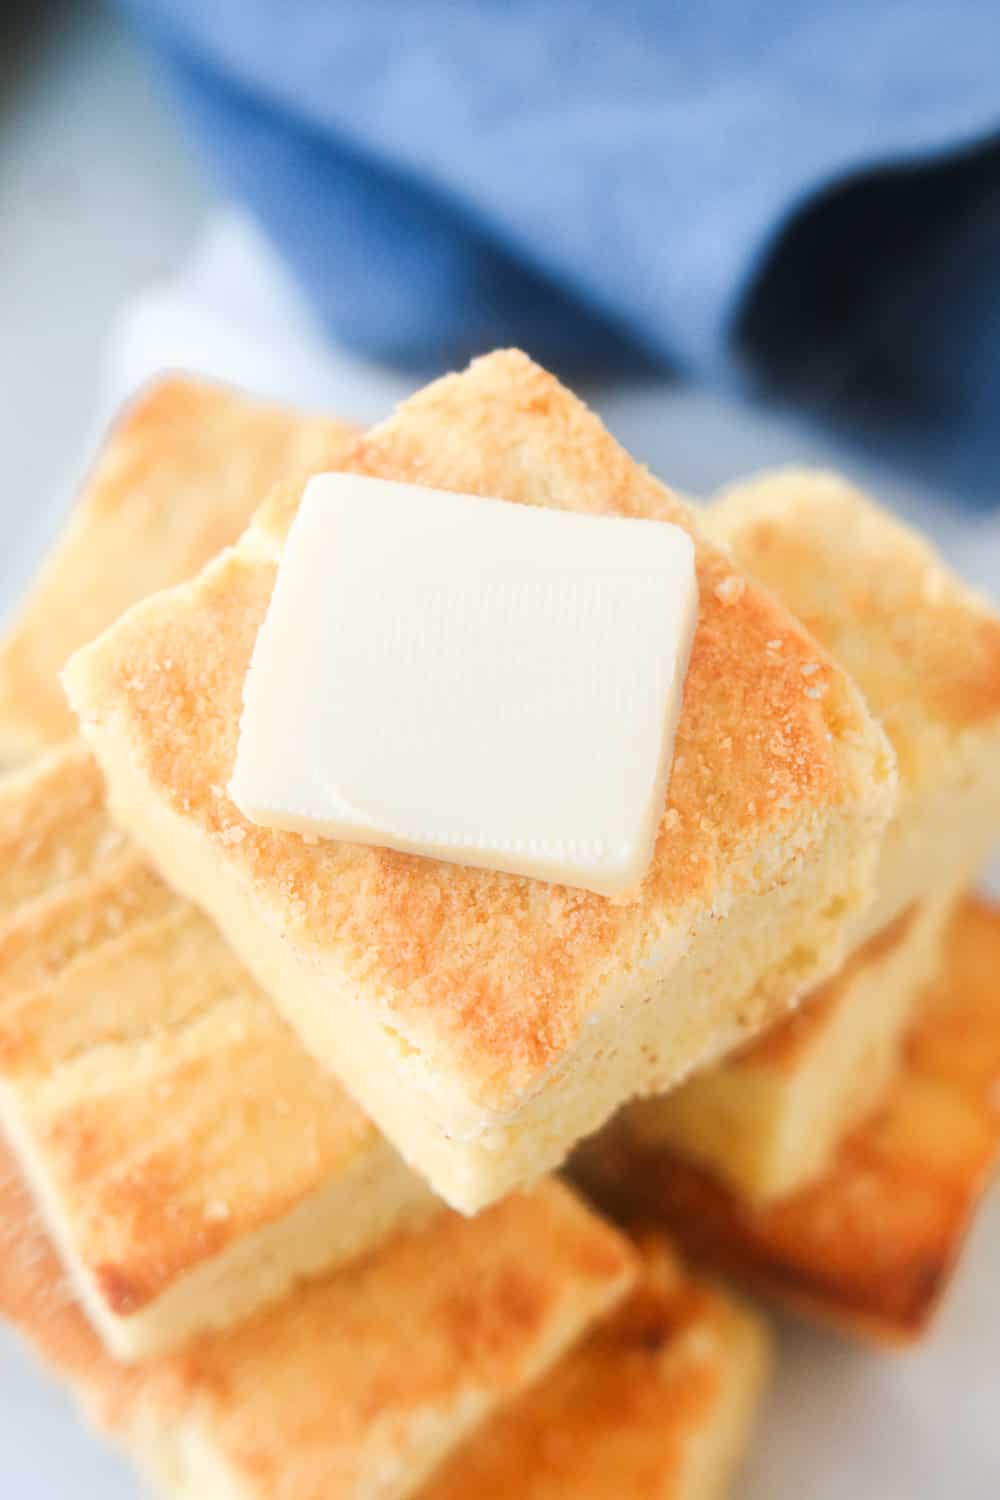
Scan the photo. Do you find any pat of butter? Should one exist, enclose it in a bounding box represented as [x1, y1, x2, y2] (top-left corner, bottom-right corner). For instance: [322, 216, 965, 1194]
[230, 475, 698, 897]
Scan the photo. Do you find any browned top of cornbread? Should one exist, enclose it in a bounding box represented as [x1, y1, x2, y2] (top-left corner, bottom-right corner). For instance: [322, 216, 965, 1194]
[0, 377, 355, 760]
[707, 470, 1000, 785]
[0, 746, 122, 916]
[0, 746, 392, 1313]
[65, 351, 893, 1113]
[0, 1160, 635, 1499]
[427, 1235, 769, 1499]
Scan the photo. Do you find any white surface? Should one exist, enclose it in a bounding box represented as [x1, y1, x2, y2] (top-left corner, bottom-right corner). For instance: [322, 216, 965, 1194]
[2, 12, 999, 1499]
[233, 476, 696, 896]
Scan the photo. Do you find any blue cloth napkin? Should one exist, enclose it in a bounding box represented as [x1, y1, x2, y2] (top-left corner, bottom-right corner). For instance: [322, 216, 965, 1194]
[124, 1, 999, 498]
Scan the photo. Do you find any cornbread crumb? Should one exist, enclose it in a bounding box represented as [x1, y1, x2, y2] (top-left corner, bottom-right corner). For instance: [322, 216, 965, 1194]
[713, 573, 746, 606]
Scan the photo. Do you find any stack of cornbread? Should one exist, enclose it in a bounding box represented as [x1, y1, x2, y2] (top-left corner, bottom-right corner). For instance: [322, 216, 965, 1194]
[576, 470, 1000, 1342]
[0, 351, 997, 1497]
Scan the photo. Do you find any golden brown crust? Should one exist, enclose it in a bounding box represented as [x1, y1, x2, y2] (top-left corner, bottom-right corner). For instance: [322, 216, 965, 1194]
[575, 896, 1000, 1343]
[0, 377, 355, 762]
[0, 745, 428, 1327]
[0, 1144, 138, 1432]
[65, 352, 893, 1114]
[707, 469, 1000, 776]
[426, 1236, 770, 1500]
[17, 940, 377, 1313]
[0, 745, 116, 916]
[0, 852, 181, 1004]
[0, 1163, 636, 1498]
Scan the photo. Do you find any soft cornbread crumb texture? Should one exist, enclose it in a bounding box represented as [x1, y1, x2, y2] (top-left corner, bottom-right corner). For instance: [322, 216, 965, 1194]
[0, 376, 355, 764]
[0, 744, 434, 1361]
[627, 884, 959, 1203]
[0, 1166, 636, 1500]
[64, 351, 895, 1211]
[706, 470, 1000, 936]
[426, 1236, 770, 1500]
[574, 896, 1000, 1343]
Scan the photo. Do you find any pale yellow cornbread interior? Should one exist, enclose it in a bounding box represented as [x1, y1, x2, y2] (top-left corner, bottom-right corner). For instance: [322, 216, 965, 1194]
[64, 351, 895, 1213]
[0, 1159, 636, 1500]
[0, 745, 434, 1360]
[84, 702, 884, 1211]
[858, 735, 1000, 940]
[575, 895, 1000, 1343]
[425, 1238, 770, 1500]
[0, 377, 355, 764]
[705, 468, 1000, 940]
[629, 882, 959, 1202]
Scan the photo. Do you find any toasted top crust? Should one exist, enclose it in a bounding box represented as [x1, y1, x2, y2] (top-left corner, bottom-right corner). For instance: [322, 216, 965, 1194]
[65, 352, 893, 1113]
[0, 745, 391, 1312]
[0, 1158, 635, 1499]
[706, 469, 1000, 789]
[0, 377, 355, 762]
[427, 1236, 769, 1499]
[0, 745, 123, 917]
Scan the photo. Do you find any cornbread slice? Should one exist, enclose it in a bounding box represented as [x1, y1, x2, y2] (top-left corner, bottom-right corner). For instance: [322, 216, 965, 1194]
[705, 469, 1000, 940]
[575, 896, 1000, 1343]
[0, 744, 435, 1361]
[627, 471, 1000, 1200]
[0, 376, 354, 764]
[64, 351, 896, 1212]
[0, 1161, 635, 1500]
[427, 1237, 770, 1500]
[628, 884, 958, 1202]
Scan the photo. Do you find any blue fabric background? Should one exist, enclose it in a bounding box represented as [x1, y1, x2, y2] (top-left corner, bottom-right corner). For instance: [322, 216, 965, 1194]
[124, 2, 999, 498]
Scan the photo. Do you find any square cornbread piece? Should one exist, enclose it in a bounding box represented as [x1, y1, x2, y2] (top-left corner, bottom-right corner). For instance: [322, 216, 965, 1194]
[0, 376, 354, 765]
[0, 744, 435, 1361]
[427, 1237, 770, 1500]
[627, 883, 959, 1203]
[626, 470, 1000, 1201]
[575, 895, 1000, 1343]
[65, 351, 895, 1213]
[0, 1161, 635, 1500]
[705, 469, 1000, 940]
